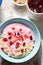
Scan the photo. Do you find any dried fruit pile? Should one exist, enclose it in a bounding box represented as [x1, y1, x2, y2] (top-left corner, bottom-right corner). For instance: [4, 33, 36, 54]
[28, 0, 43, 13]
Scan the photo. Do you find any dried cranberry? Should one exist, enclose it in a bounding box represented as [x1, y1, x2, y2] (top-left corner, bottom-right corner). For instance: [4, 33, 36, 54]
[24, 34, 29, 38]
[1, 47, 4, 51]
[30, 36, 33, 40]
[19, 28, 22, 32]
[19, 35, 24, 41]
[12, 27, 15, 30]
[28, 0, 34, 5]
[14, 39, 18, 43]
[16, 42, 20, 48]
[17, 32, 20, 35]
[9, 41, 14, 46]
[8, 36, 11, 39]
[36, 6, 43, 13]
[8, 32, 12, 35]
[3, 38, 8, 42]
[23, 42, 26, 47]
[21, 49, 24, 53]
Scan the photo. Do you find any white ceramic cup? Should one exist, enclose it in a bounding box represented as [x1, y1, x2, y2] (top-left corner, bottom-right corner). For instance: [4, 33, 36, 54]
[13, 0, 26, 7]
[26, 0, 43, 21]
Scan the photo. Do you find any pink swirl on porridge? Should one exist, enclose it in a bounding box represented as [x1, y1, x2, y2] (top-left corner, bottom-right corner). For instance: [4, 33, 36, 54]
[0, 23, 35, 58]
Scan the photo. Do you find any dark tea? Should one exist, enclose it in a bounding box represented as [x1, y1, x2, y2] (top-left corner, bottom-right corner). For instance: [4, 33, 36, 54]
[28, 0, 43, 13]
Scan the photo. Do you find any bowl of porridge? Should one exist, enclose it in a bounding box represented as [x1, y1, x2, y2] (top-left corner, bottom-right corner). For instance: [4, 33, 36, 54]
[0, 18, 41, 63]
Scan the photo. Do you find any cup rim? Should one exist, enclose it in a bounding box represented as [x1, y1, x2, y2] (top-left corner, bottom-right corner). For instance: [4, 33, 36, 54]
[26, 0, 43, 15]
[13, 0, 26, 6]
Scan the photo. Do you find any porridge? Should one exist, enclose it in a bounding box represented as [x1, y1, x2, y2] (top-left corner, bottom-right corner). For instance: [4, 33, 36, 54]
[0, 23, 35, 58]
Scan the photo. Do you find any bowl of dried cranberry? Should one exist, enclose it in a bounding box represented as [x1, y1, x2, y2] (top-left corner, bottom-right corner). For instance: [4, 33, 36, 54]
[0, 18, 41, 63]
[26, 0, 43, 21]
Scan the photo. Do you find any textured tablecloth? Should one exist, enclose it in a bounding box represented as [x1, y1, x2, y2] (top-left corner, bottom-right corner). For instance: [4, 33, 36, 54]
[0, 0, 43, 65]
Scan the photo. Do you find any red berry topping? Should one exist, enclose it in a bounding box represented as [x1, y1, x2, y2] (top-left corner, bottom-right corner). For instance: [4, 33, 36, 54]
[8, 36, 11, 39]
[12, 27, 15, 30]
[30, 36, 33, 40]
[1, 47, 4, 51]
[9, 41, 14, 46]
[24, 34, 29, 39]
[14, 32, 16, 36]
[8, 32, 12, 35]
[14, 39, 16, 42]
[16, 42, 20, 49]
[16, 36, 19, 38]
[17, 32, 20, 35]
[3, 38, 8, 42]
[21, 49, 24, 53]
[19, 28, 22, 32]
[23, 42, 26, 47]
[19, 35, 24, 41]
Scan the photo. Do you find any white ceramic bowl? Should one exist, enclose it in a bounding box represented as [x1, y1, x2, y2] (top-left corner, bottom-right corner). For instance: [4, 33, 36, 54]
[26, 0, 43, 21]
[13, 0, 26, 7]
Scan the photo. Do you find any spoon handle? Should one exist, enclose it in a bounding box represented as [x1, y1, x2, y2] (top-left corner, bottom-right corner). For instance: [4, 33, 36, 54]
[0, 0, 2, 6]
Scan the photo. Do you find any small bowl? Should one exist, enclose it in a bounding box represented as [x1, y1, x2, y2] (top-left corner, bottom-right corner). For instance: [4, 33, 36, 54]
[13, 0, 26, 7]
[0, 18, 41, 63]
[26, 0, 43, 21]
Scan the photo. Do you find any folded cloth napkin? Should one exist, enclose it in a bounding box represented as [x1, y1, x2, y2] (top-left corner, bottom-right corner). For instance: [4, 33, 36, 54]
[0, 0, 2, 6]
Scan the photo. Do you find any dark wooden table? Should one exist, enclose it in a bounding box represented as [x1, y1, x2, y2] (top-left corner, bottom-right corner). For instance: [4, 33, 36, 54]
[0, 45, 42, 65]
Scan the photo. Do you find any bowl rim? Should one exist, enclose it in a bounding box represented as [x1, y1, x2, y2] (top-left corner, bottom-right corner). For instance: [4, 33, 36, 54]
[0, 18, 41, 63]
[13, 0, 26, 6]
[26, 0, 43, 15]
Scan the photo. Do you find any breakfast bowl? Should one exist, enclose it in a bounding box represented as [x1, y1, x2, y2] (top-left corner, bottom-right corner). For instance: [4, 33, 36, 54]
[26, 0, 43, 21]
[0, 18, 41, 63]
[13, 0, 26, 7]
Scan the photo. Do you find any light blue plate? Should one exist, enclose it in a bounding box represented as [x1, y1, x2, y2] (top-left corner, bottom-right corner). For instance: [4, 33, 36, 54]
[0, 18, 41, 63]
